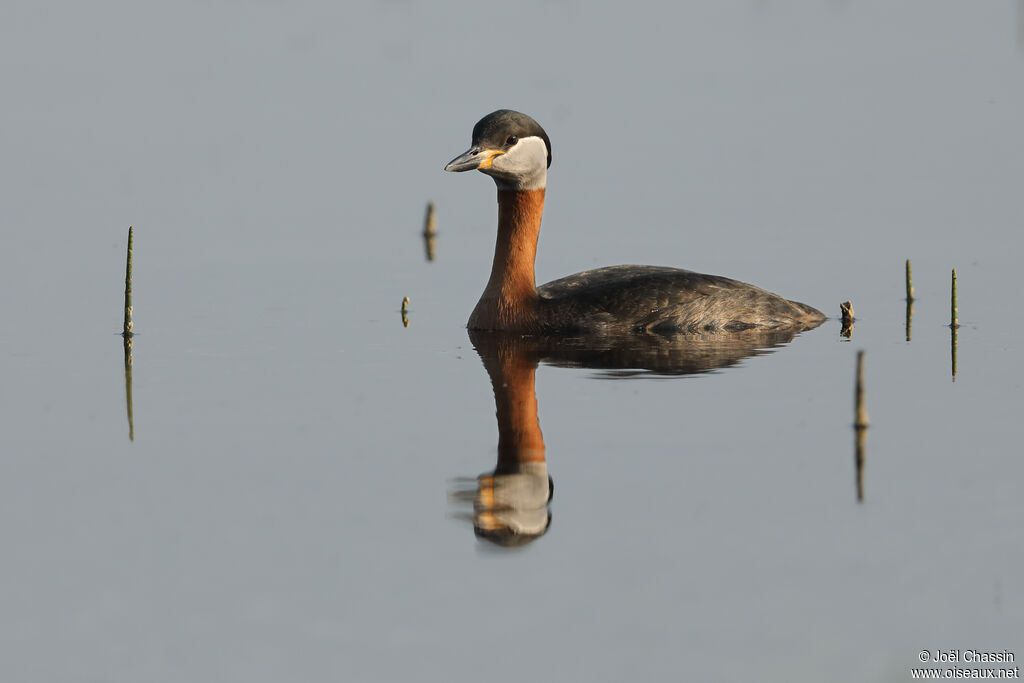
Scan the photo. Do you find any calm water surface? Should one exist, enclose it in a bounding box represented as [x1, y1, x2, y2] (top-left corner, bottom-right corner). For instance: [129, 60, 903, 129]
[2, 2, 1022, 681]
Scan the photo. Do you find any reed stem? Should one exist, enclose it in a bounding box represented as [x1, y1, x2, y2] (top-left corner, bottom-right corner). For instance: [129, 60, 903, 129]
[423, 202, 437, 237]
[855, 350, 869, 430]
[950, 268, 959, 329]
[122, 226, 134, 337]
[840, 301, 854, 339]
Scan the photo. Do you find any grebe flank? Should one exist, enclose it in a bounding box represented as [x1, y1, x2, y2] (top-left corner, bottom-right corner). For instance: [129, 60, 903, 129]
[444, 109, 825, 334]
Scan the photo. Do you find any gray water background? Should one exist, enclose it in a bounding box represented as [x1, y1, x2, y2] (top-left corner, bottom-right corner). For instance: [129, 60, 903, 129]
[2, 1, 1022, 681]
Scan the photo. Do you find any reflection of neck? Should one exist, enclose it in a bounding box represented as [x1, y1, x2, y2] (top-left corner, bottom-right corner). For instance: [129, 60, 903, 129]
[469, 188, 545, 332]
[480, 340, 546, 472]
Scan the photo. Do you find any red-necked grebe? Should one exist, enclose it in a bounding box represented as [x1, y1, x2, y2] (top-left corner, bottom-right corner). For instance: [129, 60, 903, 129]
[445, 109, 825, 334]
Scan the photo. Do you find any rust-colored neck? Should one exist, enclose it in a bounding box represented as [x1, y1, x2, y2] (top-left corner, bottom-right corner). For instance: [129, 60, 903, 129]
[469, 188, 545, 331]
[484, 340, 546, 469]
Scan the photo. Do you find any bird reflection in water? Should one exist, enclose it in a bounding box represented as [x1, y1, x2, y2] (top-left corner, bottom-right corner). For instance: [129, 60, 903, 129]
[450, 332, 553, 547]
[450, 326, 815, 548]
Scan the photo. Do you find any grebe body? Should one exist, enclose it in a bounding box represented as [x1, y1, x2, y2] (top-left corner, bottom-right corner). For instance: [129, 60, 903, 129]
[445, 110, 824, 334]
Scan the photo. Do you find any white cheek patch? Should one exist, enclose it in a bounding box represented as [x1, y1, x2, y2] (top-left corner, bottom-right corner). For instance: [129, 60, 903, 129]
[486, 136, 548, 190]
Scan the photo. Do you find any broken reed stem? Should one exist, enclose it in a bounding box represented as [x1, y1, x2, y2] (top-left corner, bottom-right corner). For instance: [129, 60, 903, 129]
[840, 301, 854, 325]
[401, 296, 410, 328]
[905, 259, 914, 302]
[423, 203, 437, 237]
[839, 301, 854, 339]
[122, 226, 134, 337]
[950, 268, 959, 329]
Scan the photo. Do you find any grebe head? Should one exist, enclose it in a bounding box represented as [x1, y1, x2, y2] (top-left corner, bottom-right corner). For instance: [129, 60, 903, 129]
[444, 109, 552, 191]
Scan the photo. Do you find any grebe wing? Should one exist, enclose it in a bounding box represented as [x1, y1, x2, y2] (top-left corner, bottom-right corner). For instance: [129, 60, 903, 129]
[537, 265, 824, 333]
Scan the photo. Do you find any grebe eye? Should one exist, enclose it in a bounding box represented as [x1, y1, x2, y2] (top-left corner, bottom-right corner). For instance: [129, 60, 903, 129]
[506, 135, 518, 146]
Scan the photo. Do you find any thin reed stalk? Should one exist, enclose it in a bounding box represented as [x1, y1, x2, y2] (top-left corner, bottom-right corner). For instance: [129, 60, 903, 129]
[122, 226, 134, 337]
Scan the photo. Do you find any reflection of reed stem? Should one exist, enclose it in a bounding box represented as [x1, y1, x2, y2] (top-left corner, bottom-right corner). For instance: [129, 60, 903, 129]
[950, 269, 959, 380]
[123, 335, 134, 441]
[854, 350, 868, 502]
[905, 260, 914, 341]
[950, 268, 959, 379]
[905, 300, 914, 342]
[951, 323, 958, 381]
[855, 427, 866, 502]
[122, 226, 134, 337]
